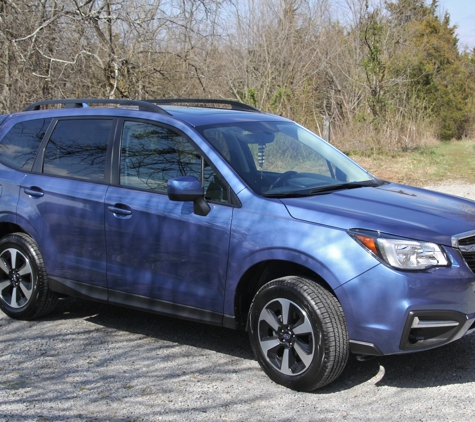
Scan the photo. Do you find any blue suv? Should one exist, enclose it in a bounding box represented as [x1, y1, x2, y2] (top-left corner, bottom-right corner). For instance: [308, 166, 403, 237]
[1, 98, 475, 391]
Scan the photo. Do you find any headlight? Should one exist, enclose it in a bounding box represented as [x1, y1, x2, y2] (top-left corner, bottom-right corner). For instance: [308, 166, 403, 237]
[349, 229, 449, 270]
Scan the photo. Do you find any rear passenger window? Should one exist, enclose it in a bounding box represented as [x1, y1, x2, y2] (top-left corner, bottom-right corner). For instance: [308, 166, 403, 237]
[43, 119, 112, 182]
[0, 118, 51, 171]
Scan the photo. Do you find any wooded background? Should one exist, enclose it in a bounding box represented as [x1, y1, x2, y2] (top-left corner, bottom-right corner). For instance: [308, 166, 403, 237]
[1, 0, 474, 153]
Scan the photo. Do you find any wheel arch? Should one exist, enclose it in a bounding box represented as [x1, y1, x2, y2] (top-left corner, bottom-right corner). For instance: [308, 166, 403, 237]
[0, 222, 28, 239]
[233, 259, 336, 330]
[0, 211, 42, 244]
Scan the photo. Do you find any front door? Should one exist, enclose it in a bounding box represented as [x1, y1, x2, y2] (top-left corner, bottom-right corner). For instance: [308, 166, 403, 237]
[105, 120, 232, 317]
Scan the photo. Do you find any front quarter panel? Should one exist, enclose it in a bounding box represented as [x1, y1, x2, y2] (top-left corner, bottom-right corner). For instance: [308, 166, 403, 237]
[223, 190, 379, 314]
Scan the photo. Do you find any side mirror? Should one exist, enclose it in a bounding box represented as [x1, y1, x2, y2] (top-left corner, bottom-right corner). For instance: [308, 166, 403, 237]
[167, 176, 211, 216]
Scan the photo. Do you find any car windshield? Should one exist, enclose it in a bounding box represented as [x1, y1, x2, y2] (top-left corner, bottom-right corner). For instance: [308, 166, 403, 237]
[198, 121, 376, 196]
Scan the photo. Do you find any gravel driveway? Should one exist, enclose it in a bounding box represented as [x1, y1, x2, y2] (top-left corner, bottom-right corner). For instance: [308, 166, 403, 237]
[1, 183, 475, 422]
[423, 182, 475, 201]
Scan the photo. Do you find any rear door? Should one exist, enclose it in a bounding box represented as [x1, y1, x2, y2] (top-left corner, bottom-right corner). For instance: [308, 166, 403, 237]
[19, 118, 114, 299]
[105, 119, 232, 319]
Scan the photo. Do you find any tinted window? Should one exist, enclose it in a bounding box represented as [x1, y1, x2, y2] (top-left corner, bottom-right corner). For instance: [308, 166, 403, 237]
[120, 121, 229, 202]
[43, 119, 112, 181]
[120, 121, 201, 192]
[0, 118, 51, 171]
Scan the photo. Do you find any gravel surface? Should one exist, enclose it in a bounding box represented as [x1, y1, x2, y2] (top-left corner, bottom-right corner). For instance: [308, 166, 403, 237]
[422, 182, 475, 201]
[1, 183, 475, 422]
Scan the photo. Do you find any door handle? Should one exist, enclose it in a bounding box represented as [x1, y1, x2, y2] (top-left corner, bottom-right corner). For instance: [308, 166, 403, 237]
[24, 187, 44, 198]
[107, 204, 132, 217]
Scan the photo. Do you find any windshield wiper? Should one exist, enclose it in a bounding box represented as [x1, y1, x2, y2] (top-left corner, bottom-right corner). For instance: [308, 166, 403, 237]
[309, 180, 380, 194]
[262, 180, 380, 198]
[262, 191, 317, 198]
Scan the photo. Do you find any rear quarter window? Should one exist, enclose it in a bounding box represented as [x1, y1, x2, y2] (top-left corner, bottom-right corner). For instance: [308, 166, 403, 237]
[0, 118, 52, 171]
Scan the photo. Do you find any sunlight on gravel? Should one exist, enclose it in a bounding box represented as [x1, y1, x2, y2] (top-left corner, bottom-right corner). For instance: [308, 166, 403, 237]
[423, 182, 475, 201]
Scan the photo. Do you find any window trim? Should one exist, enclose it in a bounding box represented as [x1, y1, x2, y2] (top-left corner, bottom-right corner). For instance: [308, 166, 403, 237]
[32, 117, 117, 184]
[112, 117, 238, 206]
[0, 117, 53, 171]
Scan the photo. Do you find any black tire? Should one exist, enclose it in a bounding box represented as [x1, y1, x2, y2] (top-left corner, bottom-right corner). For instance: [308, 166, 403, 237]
[0, 233, 57, 320]
[248, 276, 349, 391]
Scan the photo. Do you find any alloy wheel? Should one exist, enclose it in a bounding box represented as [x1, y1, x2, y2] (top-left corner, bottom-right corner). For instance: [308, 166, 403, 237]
[257, 298, 318, 376]
[0, 248, 34, 309]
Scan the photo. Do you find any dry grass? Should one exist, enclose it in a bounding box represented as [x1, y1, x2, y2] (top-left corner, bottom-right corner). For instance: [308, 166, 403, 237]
[349, 139, 475, 187]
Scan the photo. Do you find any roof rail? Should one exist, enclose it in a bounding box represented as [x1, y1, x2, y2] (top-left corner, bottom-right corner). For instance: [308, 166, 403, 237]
[22, 99, 170, 114]
[146, 99, 261, 113]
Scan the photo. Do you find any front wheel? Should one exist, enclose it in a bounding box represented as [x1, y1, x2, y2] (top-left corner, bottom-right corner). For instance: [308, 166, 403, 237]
[248, 276, 349, 391]
[0, 233, 57, 320]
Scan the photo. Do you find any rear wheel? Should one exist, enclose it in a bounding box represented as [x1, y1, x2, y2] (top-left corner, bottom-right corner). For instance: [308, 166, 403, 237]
[248, 276, 349, 391]
[0, 233, 57, 320]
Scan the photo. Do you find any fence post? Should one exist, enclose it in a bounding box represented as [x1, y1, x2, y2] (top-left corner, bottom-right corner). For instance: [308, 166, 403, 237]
[323, 116, 331, 142]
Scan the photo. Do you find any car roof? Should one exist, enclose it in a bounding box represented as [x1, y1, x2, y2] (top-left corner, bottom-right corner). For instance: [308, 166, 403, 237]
[17, 98, 290, 128]
[161, 106, 289, 127]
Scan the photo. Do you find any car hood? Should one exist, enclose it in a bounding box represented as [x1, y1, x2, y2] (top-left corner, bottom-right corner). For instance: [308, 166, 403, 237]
[281, 183, 475, 246]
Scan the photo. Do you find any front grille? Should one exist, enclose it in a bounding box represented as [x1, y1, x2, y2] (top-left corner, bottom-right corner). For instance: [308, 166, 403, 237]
[462, 252, 475, 273]
[458, 235, 475, 274]
[458, 235, 475, 247]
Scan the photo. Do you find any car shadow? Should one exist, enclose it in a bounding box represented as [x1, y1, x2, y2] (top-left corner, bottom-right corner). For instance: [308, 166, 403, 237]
[46, 297, 475, 392]
[317, 334, 475, 393]
[46, 296, 253, 359]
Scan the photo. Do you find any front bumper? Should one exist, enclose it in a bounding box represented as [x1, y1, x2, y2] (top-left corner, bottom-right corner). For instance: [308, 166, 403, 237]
[399, 309, 475, 351]
[336, 246, 475, 356]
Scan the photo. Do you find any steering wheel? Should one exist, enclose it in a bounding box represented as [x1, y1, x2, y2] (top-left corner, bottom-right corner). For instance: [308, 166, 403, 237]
[269, 171, 297, 190]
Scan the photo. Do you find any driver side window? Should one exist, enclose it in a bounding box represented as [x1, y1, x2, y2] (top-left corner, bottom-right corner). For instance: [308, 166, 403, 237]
[120, 121, 229, 203]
